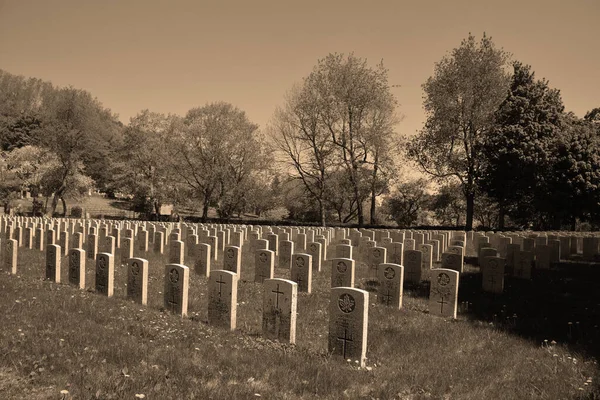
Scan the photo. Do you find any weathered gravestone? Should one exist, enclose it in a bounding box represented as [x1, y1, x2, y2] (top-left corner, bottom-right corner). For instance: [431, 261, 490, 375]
[87, 234, 98, 260]
[45, 244, 61, 282]
[223, 245, 241, 274]
[138, 230, 149, 252]
[194, 242, 211, 277]
[262, 278, 297, 344]
[420, 244, 433, 271]
[513, 250, 533, 279]
[307, 242, 323, 272]
[328, 287, 369, 367]
[385, 242, 403, 265]
[164, 264, 189, 317]
[208, 270, 238, 330]
[154, 232, 165, 254]
[377, 263, 404, 308]
[279, 240, 294, 269]
[255, 249, 275, 283]
[335, 244, 352, 258]
[583, 237, 598, 260]
[68, 248, 86, 289]
[481, 256, 505, 294]
[95, 253, 114, 297]
[367, 246, 387, 279]
[127, 257, 148, 305]
[535, 244, 551, 269]
[169, 240, 185, 265]
[121, 238, 134, 264]
[291, 253, 312, 293]
[331, 258, 355, 288]
[404, 239, 416, 251]
[4, 238, 17, 274]
[441, 252, 463, 273]
[403, 250, 422, 283]
[429, 269, 459, 319]
[35, 227, 44, 251]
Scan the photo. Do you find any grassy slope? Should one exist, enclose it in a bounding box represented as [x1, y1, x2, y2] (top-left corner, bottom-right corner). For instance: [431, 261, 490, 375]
[1, 240, 598, 400]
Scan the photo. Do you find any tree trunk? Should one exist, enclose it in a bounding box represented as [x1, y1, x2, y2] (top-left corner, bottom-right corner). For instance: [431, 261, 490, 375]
[319, 200, 326, 227]
[465, 191, 475, 231]
[369, 190, 377, 225]
[498, 202, 506, 230]
[202, 200, 210, 222]
[60, 197, 67, 217]
[50, 193, 60, 216]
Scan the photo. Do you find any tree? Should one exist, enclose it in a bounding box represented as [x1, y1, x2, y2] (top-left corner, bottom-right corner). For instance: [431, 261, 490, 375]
[428, 183, 465, 226]
[174, 102, 266, 220]
[271, 53, 400, 227]
[408, 33, 511, 231]
[118, 110, 179, 216]
[382, 179, 430, 227]
[269, 84, 339, 226]
[478, 61, 566, 229]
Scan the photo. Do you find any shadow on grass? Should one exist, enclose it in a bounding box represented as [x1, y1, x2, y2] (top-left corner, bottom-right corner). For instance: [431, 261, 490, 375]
[455, 260, 600, 395]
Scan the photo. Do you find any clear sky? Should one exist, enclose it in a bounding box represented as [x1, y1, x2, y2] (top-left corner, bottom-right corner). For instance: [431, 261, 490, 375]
[0, 0, 598, 136]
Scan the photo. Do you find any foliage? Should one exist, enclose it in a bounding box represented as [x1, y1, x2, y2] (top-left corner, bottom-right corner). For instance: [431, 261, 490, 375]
[478, 61, 567, 229]
[382, 179, 430, 227]
[173, 102, 268, 220]
[270, 53, 401, 226]
[427, 183, 465, 227]
[408, 33, 511, 230]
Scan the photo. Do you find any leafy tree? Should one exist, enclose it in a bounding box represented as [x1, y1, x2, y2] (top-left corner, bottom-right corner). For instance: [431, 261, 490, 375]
[428, 183, 465, 226]
[584, 108, 600, 124]
[408, 33, 511, 230]
[478, 61, 566, 229]
[118, 110, 179, 216]
[272, 53, 401, 226]
[382, 179, 430, 227]
[174, 102, 266, 220]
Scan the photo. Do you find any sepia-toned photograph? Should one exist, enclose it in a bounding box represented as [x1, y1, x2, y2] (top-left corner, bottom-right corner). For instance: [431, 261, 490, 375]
[0, 0, 599, 398]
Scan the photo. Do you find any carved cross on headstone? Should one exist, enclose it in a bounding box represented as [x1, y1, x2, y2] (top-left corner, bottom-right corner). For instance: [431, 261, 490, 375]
[337, 328, 353, 359]
[437, 296, 447, 313]
[272, 284, 284, 309]
[216, 275, 226, 298]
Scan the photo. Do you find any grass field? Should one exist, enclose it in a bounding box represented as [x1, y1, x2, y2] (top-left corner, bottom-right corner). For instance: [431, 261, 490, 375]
[1, 235, 599, 399]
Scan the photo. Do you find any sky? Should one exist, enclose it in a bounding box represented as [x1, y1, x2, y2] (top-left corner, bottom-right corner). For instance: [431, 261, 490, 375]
[0, 0, 598, 137]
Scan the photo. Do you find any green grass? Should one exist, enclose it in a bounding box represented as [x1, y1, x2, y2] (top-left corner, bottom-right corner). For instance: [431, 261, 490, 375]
[1, 237, 598, 399]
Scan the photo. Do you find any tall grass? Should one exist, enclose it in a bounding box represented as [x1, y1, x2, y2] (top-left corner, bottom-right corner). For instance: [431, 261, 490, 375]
[0, 238, 598, 399]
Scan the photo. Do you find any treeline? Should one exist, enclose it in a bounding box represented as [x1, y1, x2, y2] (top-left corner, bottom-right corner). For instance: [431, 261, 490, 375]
[1, 33, 599, 230]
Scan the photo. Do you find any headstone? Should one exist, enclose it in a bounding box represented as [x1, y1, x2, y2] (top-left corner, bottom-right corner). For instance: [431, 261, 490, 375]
[420, 244, 433, 271]
[535, 244, 551, 269]
[138, 230, 149, 252]
[223, 245, 241, 274]
[4, 238, 17, 274]
[386, 242, 404, 265]
[331, 258, 355, 288]
[377, 263, 404, 308]
[291, 253, 312, 293]
[255, 249, 275, 283]
[307, 242, 322, 272]
[45, 244, 61, 282]
[121, 238, 134, 264]
[208, 270, 238, 330]
[95, 253, 114, 297]
[367, 246, 387, 279]
[429, 269, 459, 319]
[404, 238, 415, 251]
[328, 287, 369, 367]
[127, 257, 148, 305]
[35, 227, 44, 251]
[195, 243, 211, 277]
[262, 278, 297, 344]
[481, 256, 505, 294]
[169, 240, 185, 265]
[87, 234, 98, 259]
[154, 232, 165, 254]
[441, 252, 463, 273]
[403, 250, 422, 283]
[164, 264, 189, 317]
[68, 248, 86, 289]
[513, 250, 533, 279]
[583, 237, 598, 260]
[279, 240, 294, 269]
